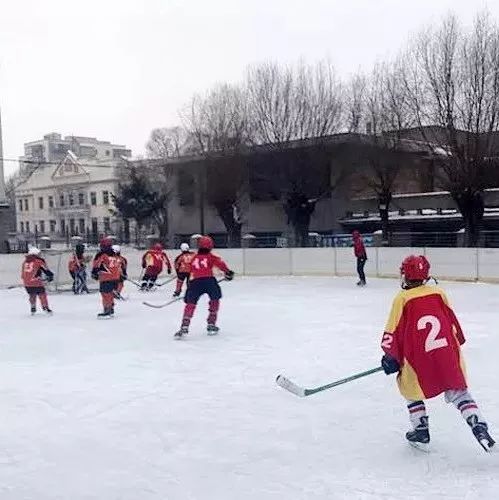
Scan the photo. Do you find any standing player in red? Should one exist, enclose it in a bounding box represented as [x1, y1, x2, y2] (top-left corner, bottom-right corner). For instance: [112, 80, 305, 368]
[352, 230, 367, 286]
[140, 243, 172, 291]
[381, 255, 495, 451]
[112, 244, 128, 296]
[92, 238, 122, 318]
[173, 243, 195, 297]
[21, 247, 54, 315]
[175, 236, 234, 339]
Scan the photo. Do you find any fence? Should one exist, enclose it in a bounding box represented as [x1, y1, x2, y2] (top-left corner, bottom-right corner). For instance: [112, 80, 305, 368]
[2, 246, 499, 290]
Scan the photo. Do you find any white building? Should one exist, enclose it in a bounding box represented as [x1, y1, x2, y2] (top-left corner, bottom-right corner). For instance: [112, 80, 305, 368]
[15, 145, 131, 243]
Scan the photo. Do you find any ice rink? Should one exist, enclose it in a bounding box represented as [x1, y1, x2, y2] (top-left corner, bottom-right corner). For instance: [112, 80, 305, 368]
[1, 276, 498, 500]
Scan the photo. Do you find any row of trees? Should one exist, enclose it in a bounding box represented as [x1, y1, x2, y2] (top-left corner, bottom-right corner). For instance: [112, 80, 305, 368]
[115, 12, 499, 247]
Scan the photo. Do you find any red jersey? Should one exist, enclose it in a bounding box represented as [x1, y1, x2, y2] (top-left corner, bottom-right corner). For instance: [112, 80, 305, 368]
[116, 255, 128, 273]
[189, 252, 229, 280]
[175, 251, 195, 274]
[353, 236, 366, 258]
[68, 254, 85, 273]
[381, 285, 467, 400]
[92, 253, 122, 282]
[142, 250, 171, 273]
[22, 255, 52, 288]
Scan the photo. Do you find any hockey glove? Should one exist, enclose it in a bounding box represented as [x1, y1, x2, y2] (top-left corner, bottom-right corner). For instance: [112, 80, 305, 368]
[167, 267, 172, 275]
[91, 270, 99, 281]
[44, 270, 54, 282]
[224, 270, 235, 281]
[381, 354, 400, 375]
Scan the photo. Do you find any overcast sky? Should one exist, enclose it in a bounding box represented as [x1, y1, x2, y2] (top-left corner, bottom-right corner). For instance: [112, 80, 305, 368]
[1, 0, 498, 177]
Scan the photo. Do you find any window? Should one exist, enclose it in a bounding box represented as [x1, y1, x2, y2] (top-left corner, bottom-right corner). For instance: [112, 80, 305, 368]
[24, 199, 29, 211]
[105, 150, 110, 156]
[39, 221, 45, 233]
[78, 193, 85, 205]
[50, 220, 56, 233]
[78, 218, 85, 234]
[60, 219, 66, 234]
[102, 191, 109, 205]
[20, 222, 24, 233]
[69, 193, 74, 206]
[60, 194, 65, 207]
[103, 217, 110, 232]
[48, 196, 54, 208]
[69, 218, 75, 234]
[19, 200, 23, 212]
[90, 192, 97, 206]
[26, 222, 30, 233]
[38, 197, 44, 210]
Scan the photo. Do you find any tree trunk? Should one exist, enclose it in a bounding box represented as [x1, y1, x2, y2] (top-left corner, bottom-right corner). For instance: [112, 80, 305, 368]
[378, 193, 392, 245]
[453, 190, 484, 247]
[215, 202, 242, 248]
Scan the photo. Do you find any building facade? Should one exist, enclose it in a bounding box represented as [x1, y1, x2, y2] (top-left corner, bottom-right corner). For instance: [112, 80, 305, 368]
[14, 143, 131, 245]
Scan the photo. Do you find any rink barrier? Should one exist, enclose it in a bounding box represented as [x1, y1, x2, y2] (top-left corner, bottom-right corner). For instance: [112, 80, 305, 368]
[2, 247, 499, 289]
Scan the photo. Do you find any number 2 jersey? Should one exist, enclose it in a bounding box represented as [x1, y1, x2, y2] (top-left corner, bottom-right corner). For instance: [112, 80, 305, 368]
[381, 285, 467, 401]
[189, 252, 229, 281]
[21, 255, 54, 288]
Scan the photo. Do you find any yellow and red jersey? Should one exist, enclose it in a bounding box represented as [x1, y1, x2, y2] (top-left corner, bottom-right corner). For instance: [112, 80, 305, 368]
[21, 255, 53, 288]
[68, 254, 85, 273]
[175, 251, 195, 274]
[189, 252, 229, 281]
[142, 249, 171, 273]
[92, 252, 122, 282]
[381, 285, 467, 401]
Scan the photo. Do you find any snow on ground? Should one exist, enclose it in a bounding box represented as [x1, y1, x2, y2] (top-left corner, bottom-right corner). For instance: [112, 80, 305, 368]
[0, 277, 498, 500]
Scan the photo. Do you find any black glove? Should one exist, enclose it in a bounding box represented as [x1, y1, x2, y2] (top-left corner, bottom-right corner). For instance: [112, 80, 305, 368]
[224, 270, 235, 281]
[167, 267, 172, 275]
[91, 270, 99, 281]
[45, 274, 54, 283]
[381, 354, 400, 375]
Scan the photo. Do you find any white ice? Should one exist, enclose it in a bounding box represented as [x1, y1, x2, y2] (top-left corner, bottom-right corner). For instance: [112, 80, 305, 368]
[0, 277, 498, 500]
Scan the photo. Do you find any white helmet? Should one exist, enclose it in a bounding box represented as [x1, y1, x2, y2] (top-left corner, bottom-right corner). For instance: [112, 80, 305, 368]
[112, 244, 121, 254]
[180, 243, 190, 252]
[28, 246, 41, 256]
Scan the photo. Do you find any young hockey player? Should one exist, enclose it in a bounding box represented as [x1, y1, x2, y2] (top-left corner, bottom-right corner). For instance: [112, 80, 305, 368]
[352, 230, 367, 286]
[112, 244, 128, 295]
[68, 243, 89, 294]
[91, 238, 122, 318]
[21, 246, 54, 315]
[141, 243, 172, 291]
[173, 242, 195, 297]
[381, 255, 495, 451]
[175, 235, 234, 339]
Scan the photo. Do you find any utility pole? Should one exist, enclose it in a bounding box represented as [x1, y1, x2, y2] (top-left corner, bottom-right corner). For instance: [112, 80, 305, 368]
[0, 105, 7, 205]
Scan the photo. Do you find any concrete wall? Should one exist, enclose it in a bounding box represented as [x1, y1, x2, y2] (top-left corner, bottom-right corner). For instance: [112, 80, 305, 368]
[3, 247, 499, 289]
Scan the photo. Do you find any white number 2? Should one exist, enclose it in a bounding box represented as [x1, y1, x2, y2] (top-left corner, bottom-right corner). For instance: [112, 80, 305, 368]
[417, 315, 448, 352]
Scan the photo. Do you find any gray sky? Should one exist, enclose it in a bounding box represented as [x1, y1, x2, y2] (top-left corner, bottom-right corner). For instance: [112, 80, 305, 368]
[1, 0, 498, 177]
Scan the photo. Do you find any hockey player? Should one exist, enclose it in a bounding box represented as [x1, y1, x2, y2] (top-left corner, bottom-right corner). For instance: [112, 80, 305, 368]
[380, 255, 495, 451]
[141, 243, 172, 291]
[21, 246, 54, 315]
[352, 230, 367, 286]
[92, 238, 122, 318]
[68, 243, 89, 294]
[175, 235, 234, 339]
[112, 244, 128, 295]
[173, 242, 195, 297]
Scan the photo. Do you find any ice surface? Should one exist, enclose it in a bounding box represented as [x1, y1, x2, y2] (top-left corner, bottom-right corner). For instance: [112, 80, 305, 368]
[0, 277, 498, 500]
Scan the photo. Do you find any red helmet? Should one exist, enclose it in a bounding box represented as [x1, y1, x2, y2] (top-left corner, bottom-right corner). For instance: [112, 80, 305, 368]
[100, 237, 112, 250]
[400, 255, 430, 281]
[198, 235, 214, 250]
[153, 243, 163, 251]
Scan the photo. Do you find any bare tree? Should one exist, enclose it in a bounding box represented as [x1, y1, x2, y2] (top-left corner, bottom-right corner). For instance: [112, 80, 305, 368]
[146, 126, 189, 159]
[403, 13, 499, 246]
[245, 60, 345, 245]
[349, 62, 415, 243]
[182, 83, 252, 246]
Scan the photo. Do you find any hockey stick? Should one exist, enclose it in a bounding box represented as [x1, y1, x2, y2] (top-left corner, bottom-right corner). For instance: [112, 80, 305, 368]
[155, 276, 177, 287]
[143, 277, 227, 309]
[276, 366, 384, 397]
[125, 277, 143, 288]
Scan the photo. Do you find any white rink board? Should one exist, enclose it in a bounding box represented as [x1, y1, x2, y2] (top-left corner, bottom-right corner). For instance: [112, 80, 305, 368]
[425, 247, 477, 281]
[477, 248, 499, 281]
[243, 248, 291, 275]
[290, 248, 334, 275]
[377, 248, 418, 277]
[214, 249, 245, 275]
